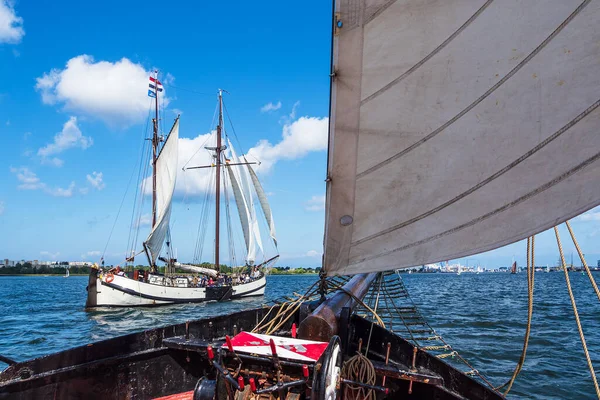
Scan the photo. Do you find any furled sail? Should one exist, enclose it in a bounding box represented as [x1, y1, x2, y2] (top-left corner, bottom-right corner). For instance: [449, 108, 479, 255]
[144, 118, 179, 263]
[325, 1, 600, 276]
[174, 263, 218, 277]
[247, 164, 277, 247]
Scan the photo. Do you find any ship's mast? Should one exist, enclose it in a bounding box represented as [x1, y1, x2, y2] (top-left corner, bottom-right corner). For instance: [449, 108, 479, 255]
[152, 70, 159, 229]
[214, 89, 224, 272]
[150, 71, 160, 272]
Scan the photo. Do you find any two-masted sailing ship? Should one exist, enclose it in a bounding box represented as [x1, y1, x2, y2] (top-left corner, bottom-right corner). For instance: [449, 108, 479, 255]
[85, 79, 278, 307]
[3, 1, 600, 399]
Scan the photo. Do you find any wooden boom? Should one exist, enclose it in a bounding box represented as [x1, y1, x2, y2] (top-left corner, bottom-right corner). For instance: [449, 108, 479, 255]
[298, 273, 378, 341]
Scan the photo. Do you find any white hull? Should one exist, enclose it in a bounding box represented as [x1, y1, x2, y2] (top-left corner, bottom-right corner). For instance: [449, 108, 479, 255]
[86, 272, 266, 307]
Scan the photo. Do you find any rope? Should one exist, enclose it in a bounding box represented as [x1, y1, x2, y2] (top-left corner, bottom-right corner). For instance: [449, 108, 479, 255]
[497, 236, 535, 394]
[566, 220, 600, 302]
[252, 280, 321, 334]
[325, 281, 386, 328]
[364, 273, 383, 355]
[341, 351, 376, 400]
[555, 225, 600, 399]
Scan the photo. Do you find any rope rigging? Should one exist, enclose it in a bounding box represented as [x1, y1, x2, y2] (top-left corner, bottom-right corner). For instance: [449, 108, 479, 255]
[496, 236, 535, 395]
[555, 224, 600, 399]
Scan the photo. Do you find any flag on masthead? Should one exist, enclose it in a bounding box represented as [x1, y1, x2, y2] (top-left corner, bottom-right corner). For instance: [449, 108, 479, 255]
[149, 76, 163, 92]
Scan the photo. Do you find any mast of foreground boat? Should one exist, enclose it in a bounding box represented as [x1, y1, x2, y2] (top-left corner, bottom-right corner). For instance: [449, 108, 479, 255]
[214, 89, 224, 272]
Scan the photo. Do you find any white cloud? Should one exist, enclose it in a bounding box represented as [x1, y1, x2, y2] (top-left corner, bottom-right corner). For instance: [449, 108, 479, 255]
[136, 214, 152, 228]
[261, 101, 282, 113]
[305, 250, 321, 257]
[47, 182, 75, 197]
[173, 132, 216, 196]
[86, 171, 105, 190]
[577, 207, 600, 222]
[38, 116, 92, 165]
[0, 201, 4, 215]
[289, 101, 300, 119]
[23, 131, 31, 140]
[81, 250, 101, 259]
[305, 195, 326, 211]
[35, 55, 170, 127]
[247, 116, 328, 172]
[0, 0, 24, 44]
[41, 157, 64, 167]
[172, 108, 183, 116]
[10, 166, 44, 190]
[79, 187, 89, 195]
[10, 166, 76, 197]
[40, 251, 60, 260]
[145, 114, 327, 198]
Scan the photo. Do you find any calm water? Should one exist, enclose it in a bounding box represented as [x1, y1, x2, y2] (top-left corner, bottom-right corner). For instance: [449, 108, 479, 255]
[1, 273, 600, 398]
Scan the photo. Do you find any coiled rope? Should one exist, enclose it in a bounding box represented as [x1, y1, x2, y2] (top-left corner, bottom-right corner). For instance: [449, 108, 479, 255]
[341, 351, 376, 400]
[555, 225, 600, 399]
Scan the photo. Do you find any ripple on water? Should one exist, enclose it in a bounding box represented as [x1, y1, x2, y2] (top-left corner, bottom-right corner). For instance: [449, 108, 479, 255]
[2, 273, 600, 398]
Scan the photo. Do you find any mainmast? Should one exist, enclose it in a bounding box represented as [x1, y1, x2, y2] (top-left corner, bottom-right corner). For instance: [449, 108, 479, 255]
[214, 89, 224, 272]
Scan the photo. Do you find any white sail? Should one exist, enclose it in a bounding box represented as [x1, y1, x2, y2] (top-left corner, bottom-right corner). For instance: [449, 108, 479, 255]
[144, 118, 179, 263]
[227, 163, 252, 257]
[174, 263, 218, 277]
[325, 1, 600, 276]
[247, 165, 277, 247]
[228, 140, 263, 264]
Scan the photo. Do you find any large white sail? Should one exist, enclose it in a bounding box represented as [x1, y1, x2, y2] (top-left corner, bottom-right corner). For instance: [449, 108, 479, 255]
[325, 0, 600, 276]
[228, 140, 263, 264]
[144, 118, 179, 263]
[227, 163, 252, 258]
[247, 165, 277, 247]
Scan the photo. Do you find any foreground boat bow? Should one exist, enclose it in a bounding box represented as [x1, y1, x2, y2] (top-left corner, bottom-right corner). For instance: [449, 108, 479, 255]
[0, 302, 502, 400]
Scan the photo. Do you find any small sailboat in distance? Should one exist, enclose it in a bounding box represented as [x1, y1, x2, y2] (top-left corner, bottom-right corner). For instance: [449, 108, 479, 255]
[511, 261, 517, 274]
[63, 267, 69, 278]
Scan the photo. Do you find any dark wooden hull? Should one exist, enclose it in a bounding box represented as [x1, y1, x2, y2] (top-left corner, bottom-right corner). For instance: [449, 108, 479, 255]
[0, 307, 502, 400]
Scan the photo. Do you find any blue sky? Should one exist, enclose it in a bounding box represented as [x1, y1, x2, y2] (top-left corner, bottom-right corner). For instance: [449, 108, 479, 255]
[0, 0, 598, 269]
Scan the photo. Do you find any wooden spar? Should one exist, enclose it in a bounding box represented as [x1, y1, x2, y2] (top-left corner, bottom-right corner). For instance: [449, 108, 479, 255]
[298, 272, 378, 341]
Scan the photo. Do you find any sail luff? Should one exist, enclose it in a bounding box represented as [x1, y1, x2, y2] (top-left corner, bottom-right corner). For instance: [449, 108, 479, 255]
[247, 165, 277, 247]
[144, 117, 179, 263]
[325, 0, 600, 276]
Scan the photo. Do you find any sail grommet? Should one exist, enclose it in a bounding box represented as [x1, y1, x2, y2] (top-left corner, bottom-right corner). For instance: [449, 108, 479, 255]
[340, 215, 353, 226]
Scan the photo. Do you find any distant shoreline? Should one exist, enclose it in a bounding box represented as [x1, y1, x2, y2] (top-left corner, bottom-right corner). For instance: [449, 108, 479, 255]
[0, 274, 89, 276]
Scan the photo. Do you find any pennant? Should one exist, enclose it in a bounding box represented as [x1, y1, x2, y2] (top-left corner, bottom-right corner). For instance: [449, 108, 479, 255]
[148, 89, 156, 98]
[149, 83, 163, 92]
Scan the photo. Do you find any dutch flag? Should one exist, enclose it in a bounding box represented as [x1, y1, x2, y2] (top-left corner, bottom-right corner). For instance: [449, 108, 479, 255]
[149, 76, 163, 92]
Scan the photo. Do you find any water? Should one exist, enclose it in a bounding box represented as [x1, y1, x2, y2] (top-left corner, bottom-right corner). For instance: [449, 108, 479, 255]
[1, 273, 599, 398]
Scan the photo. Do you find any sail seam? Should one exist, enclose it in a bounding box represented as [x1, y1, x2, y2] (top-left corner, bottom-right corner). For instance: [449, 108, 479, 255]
[350, 150, 600, 266]
[351, 98, 600, 247]
[360, 0, 494, 106]
[357, 0, 591, 179]
[363, 0, 398, 25]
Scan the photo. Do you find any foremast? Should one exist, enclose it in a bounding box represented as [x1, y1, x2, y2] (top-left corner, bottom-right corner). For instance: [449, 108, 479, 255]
[149, 70, 161, 273]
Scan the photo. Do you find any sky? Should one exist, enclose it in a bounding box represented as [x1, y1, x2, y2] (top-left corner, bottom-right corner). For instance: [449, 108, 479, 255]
[0, 0, 599, 269]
